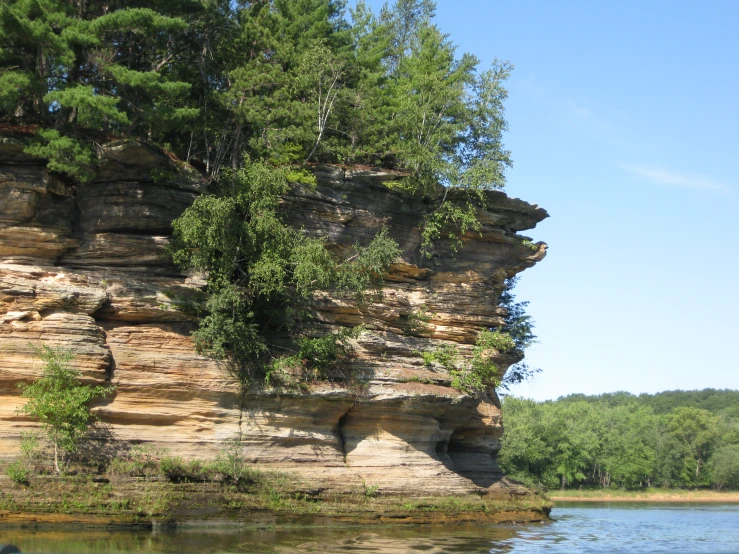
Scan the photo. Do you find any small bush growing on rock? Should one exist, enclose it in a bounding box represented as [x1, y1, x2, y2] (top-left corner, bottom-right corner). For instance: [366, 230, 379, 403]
[363, 481, 380, 498]
[417, 329, 520, 394]
[17, 345, 114, 473]
[107, 445, 163, 478]
[212, 439, 264, 490]
[6, 461, 29, 485]
[419, 343, 459, 370]
[264, 326, 366, 389]
[159, 455, 205, 482]
[401, 305, 433, 337]
[6, 431, 43, 484]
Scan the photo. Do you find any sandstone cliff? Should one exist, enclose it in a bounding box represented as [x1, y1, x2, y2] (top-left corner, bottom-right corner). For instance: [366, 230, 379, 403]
[0, 134, 547, 497]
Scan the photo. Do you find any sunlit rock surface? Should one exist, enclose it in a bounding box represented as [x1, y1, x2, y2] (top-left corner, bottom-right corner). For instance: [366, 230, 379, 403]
[0, 136, 547, 496]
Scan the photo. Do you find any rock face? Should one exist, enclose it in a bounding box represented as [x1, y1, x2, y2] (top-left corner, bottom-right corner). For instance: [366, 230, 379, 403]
[0, 136, 547, 496]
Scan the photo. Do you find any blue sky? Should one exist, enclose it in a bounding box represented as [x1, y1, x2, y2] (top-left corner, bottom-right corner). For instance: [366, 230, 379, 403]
[358, 1, 739, 400]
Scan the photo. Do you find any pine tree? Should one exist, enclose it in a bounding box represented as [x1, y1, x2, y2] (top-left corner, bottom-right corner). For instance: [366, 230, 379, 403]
[0, 1, 198, 179]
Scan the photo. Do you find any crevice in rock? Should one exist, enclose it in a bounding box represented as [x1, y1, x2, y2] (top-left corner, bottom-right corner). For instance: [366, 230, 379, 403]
[105, 344, 116, 382]
[60, 180, 84, 265]
[237, 388, 247, 442]
[336, 405, 353, 465]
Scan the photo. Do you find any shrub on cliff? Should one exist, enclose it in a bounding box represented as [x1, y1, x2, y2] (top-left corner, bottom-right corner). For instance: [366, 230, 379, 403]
[169, 161, 399, 385]
[16, 345, 114, 473]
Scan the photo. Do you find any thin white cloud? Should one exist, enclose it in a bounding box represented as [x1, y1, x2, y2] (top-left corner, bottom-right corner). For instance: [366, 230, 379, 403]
[622, 165, 730, 192]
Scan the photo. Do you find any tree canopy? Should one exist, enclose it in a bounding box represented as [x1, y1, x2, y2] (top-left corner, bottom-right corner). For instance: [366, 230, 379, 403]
[500, 389, 739, 491]
[1, 1, 512, 203]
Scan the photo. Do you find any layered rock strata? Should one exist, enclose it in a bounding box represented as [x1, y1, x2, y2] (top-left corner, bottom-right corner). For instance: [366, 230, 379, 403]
[0, 136, 547, 496]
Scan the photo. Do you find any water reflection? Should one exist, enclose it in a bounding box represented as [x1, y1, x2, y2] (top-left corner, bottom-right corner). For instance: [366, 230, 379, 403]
[0, 526, 520, 554]
[2, 503, 738, 553]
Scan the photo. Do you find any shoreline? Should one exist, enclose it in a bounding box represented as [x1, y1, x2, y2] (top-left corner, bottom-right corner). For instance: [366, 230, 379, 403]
[550, 491, 739, 503]
[0, 508, 551, 529]
[0, 474, 551, 529]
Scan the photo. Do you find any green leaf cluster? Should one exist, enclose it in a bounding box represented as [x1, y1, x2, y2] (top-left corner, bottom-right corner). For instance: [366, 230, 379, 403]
[16, 344, 114, 473]
[418, 328, 518, 395]
[264, 326, 366, 389]
[169, 161, 399, 385]
[1, 0, 197, 179]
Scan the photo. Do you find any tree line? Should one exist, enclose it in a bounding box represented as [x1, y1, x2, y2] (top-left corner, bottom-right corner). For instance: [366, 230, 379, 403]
[499, 389, 739, 491]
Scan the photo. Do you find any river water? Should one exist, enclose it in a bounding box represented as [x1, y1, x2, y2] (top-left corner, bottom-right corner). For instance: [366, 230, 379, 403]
[2, 503, 738, 553]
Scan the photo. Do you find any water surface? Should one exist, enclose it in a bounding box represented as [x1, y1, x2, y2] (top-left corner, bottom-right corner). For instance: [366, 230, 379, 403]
[2, 503, 738, 553]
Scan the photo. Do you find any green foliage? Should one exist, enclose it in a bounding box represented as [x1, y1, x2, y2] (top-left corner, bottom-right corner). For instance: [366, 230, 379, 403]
[6, 461, 29, 485]
[418, 329, 516, 395]
[0, 69, 32, 114]
[150, 168, 178, 184]
[8, 430, 44, 485]
[420, 279, 539, 395]
[500, 390, 739, 491]
[159, 455, 208, 482]
[107, 445, 162, 478]
[3, 0, 514, 255]
[401, 305, 432, 337]
[557, 388, 739, 415]
[709, 445, 739, 490]
[1, 0, 196, 177]
[419, 343, 459, 371]
[6, 430, 42, 484]
[45, 85, 130, 128]
[24, 129, 94, 182]
[499, 277, 537, 352]
[445, 329, 514, 394]
[363, 480, 380, 498]
[5, 0, 540, 398]
[169, 161, 399, 385]
[16, 345, 114, 473]
[496, 398, 554, 489]
[213, 439, 251, 488]
[152, 440, 264, 490]
[19, 431, 41, 464]
[264, 326, 365, 388]
[420, 199, 483, 256]
[476, 328, 515, 353]
[660, 407, 720, 486]
[495, 277, 540, 392]
[336, 229, 400, 300]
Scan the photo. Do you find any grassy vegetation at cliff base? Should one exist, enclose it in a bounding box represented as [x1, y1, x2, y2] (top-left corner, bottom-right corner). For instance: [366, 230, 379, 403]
[0, 473, 550, 528]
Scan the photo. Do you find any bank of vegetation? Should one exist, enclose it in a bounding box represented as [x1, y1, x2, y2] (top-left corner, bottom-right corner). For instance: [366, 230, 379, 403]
[499, 390, 739, 492]
[0, 439, 550, 525]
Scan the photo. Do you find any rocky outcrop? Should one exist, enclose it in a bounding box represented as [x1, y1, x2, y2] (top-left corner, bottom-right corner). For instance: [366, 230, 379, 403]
[0, 136, 547, 497]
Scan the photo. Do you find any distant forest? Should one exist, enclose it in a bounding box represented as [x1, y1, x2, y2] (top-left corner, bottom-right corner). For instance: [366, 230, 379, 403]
[499, 389, 739, 491]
